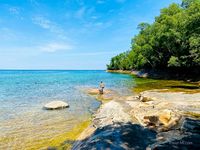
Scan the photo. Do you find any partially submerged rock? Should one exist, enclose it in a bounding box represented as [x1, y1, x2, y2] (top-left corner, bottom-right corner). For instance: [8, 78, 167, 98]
[87, 88, 112, 95]
[96, 94, 114, 101]
[44, 101, 69, 110]
[87, 88, 118, 102]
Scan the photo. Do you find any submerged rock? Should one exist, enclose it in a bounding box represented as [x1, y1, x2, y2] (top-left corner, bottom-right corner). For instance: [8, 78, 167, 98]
[87, 88, 118, 102]
[44, 101, 69, 110]
[87, 88, 112, 95]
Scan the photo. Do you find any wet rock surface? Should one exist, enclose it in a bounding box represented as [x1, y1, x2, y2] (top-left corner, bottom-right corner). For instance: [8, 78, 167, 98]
[87, 88, 119, 102]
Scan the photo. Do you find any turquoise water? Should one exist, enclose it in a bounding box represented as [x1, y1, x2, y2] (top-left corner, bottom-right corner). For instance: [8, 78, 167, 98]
[0, 70, 134, 149]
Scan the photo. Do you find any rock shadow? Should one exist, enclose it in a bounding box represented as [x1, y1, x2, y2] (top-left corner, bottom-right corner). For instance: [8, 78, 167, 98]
[72, 122, 157, 150]
[51, 118, 200, 150]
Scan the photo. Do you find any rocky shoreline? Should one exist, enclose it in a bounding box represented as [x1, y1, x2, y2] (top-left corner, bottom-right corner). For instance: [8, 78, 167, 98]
[107, 70, 200, 82]
[71, 89, 200, 149]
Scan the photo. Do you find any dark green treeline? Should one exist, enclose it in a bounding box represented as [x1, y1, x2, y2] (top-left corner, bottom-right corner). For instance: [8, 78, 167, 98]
[107, 0, 200, 71]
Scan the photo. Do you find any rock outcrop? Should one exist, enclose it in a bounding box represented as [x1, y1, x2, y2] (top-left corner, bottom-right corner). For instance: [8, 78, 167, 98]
[128, 90, 200, 131]
[151, 118, 200, 150]
[71, 89, 200, 150]
[93, 101, 132, 127]
[72, 100, 156, 150]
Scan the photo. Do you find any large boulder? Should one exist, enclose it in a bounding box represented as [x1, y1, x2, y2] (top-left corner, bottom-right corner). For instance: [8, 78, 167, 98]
[44, 101, 69, 110]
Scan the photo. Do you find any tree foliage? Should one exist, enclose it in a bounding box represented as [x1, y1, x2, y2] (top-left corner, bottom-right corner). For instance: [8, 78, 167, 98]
[107, 0, 200, 70]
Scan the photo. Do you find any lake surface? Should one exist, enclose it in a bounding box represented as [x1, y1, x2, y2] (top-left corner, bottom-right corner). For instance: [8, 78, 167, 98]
[0, 70, 134, 149]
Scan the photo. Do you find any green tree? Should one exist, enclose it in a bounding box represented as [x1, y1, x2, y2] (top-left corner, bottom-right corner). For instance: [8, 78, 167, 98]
[107, 0, 200, 72]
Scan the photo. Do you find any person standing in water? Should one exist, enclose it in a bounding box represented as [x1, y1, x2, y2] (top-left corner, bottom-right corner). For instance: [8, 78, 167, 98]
[99, 81, 105, 94]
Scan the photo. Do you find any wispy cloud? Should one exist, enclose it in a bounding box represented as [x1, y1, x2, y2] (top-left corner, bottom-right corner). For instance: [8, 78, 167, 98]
[67, 51, 122, 56]
[97, 0, 106, 4]
[8, 6, 20, 15]
[8, 6, 23, 20]
[97, 0, 126, 4]
[116, 0, 126, 3]
[0, 27, 20, 40]
[29, 0, 40, 6]
[32, 16, 63, 33]
[32, 16, 67, 39]
[32, 16, 52, 29]
[75, 7, 86, 19]
[39, 42, 73, 53]
[74, 6, 95, 20]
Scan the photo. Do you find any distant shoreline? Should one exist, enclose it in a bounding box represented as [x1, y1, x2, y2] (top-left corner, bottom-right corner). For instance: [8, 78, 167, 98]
[107, 69, 200, 82]
[0, 69, 106, 71]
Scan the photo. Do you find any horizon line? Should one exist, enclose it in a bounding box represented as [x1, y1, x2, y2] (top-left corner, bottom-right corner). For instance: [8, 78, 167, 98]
[0, 69, 106, 71]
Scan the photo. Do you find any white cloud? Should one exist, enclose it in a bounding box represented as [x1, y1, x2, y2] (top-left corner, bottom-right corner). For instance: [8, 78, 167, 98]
[39, 42, 73, 53]
[32, 16, 54, 29]
[32, 16, 66, 39]
[75, 7, 95, 20]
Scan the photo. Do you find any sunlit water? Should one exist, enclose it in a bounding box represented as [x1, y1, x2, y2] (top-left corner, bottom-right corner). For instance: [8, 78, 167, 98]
[0, 70, 134, 149]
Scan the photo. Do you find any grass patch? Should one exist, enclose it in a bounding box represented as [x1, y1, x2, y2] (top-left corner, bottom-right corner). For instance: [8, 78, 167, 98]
[133, 77, 200, 94]
[23, 120, 91, 150]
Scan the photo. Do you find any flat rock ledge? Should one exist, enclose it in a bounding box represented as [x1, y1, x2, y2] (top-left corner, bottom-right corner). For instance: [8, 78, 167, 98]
[44, 101, 69, 110]
[72, 90, 200, 150]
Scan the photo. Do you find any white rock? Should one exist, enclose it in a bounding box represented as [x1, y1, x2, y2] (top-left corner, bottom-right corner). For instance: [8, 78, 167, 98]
[44, 101, 69, 110]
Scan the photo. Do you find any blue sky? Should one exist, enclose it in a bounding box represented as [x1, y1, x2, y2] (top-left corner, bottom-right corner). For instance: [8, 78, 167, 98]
[0, 0, 181, 70]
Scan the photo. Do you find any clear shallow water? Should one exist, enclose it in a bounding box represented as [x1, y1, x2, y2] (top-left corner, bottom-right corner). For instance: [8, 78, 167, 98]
[0, 70, 134, 149]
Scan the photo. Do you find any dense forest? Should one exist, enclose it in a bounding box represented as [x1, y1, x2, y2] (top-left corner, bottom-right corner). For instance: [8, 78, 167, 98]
[107, 0, 200, 72]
